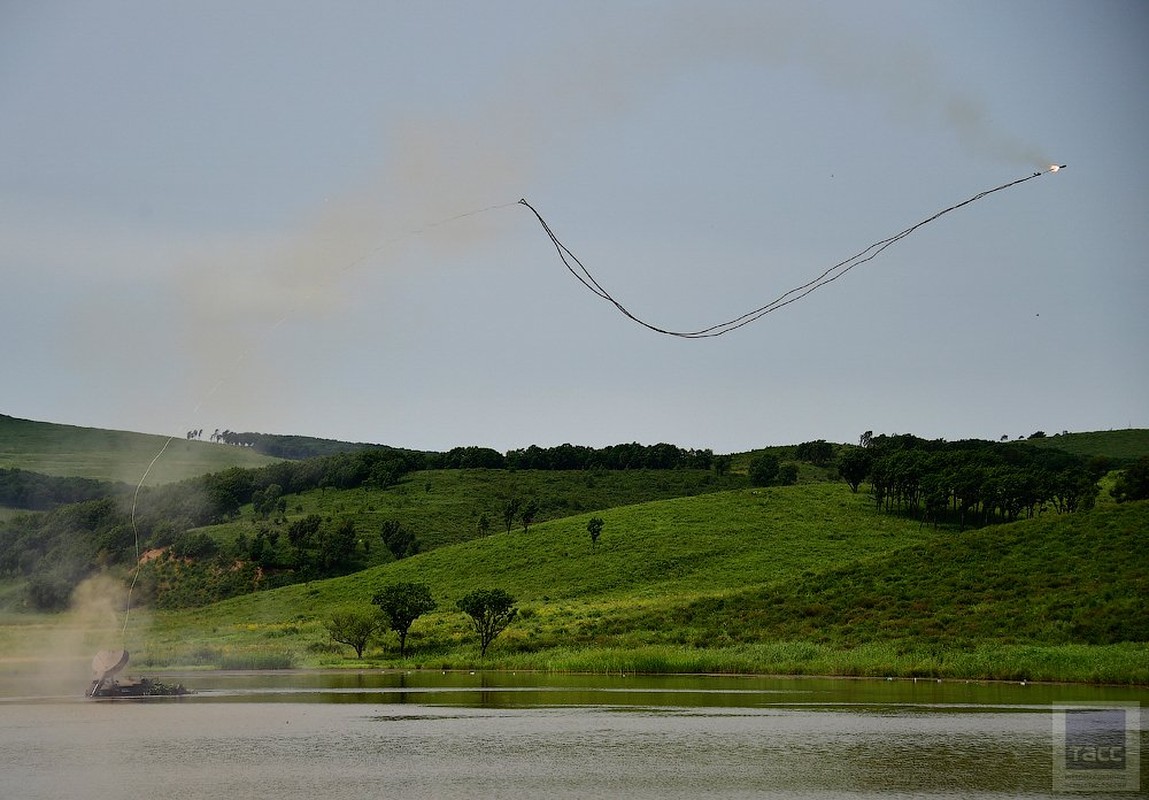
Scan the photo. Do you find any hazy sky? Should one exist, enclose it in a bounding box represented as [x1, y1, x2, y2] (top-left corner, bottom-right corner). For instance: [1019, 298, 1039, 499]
[3, 1, 1147, 453]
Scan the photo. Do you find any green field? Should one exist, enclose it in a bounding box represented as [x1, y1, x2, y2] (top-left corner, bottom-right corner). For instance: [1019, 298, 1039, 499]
[196, 467, 745, 561]
[34, 483, 1137, 684]
[2, 418, 1146, 684]
[1025, 428, 1149, 462]
[0, 414, 280, 486]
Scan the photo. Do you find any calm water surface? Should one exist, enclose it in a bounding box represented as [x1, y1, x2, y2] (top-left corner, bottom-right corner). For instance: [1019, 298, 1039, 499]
[1, 670, 1144, 799]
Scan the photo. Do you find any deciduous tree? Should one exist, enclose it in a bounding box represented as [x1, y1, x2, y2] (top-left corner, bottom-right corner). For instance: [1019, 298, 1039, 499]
[372, 582, 437, 658]
[456, 588, 517, 657]
[587, 517, 604, 552]
[502, 498, 521, 534]
[381, 519, 418, 559]
[317, 517, 358, 574]
[1111, 456, 1149, 503]
[325, 610, 380, 659]
[748, 454, 779, 487]
[520, 499, 540, 533]
[837, 447, 872, 493]
[776, 462, 799, 486]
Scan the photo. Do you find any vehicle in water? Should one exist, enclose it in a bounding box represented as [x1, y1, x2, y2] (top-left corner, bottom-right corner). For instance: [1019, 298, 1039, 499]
[86, 650, 188, 698]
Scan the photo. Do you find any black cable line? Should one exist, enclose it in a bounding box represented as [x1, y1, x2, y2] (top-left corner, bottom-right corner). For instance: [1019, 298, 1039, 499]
[519, 167, 1062, 338]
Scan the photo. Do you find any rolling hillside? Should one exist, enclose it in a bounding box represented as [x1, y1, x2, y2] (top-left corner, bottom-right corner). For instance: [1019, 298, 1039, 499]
[3, 415, 1146, 682]
[645, 499, 1148, 647]
[0, 414, 281, 486]
[194, 466, 745, 561]
[1025, 428, 1149, 462]
[128, 483, 1149, 682]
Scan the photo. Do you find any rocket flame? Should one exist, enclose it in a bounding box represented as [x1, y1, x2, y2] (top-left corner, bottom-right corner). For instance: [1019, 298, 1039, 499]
[1048, 164, 1061, 172]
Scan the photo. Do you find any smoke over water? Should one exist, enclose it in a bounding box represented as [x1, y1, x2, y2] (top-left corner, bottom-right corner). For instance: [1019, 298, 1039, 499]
[1, 574, 142, 698]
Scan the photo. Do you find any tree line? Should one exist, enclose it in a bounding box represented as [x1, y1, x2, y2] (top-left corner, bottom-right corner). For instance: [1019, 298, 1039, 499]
[201, 429, 427, 460]
[197, 428, 717, 472]
[842, 434, 1104, 528]
[0, 468, 129, 512]
[326, 582, 518, 660]
[436, 442, 715, 471]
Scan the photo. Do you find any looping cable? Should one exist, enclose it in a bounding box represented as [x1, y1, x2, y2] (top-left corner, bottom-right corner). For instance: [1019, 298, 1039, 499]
[519, 167, 1061, 338]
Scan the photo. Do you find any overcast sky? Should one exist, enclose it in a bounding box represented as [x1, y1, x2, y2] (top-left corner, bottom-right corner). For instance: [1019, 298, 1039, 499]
[3, 1, 1147, 454]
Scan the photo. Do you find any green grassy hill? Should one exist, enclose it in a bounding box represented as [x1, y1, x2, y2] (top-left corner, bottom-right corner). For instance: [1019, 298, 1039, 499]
[3, 418, 1145, 683]
[1026, 429, 1149, 462]
[650, 500, 1148, 647]
[0, 414, 281, 486]
[197, 466, 744, 561]
[123, 483, 1148, 683]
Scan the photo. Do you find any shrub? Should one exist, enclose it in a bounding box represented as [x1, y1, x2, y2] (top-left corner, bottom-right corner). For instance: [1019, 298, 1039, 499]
[748, 455, 779, 487]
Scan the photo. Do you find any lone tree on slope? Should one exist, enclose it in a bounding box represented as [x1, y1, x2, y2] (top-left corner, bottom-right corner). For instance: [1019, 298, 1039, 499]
[520, 499, 540, 533]
[325, 610, 381, 659]
[380, 519, 419, 560]
[587, 517, 605, 553]
[372, 581, 437, 658]
[502, 498, 522, 534]
[456, 588, 518, 658]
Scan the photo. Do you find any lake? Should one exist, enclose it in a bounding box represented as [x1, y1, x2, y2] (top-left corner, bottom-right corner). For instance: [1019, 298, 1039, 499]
[1, 670, 1143, 799]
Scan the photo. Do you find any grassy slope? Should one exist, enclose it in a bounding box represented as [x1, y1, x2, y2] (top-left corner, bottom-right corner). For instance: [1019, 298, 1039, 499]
[643, 501, 1148, 647]
[199, 467, 745, 560]
[129, 484, 1148, 683]
[1025, 428, 1149, 461]
[4, 418, 1145, 682]
[0, 414, 279, 486]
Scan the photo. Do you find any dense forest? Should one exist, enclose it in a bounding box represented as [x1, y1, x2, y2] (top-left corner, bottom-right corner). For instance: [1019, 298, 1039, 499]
[857, 434, 1104, 527]
[0, 468, 129, 511]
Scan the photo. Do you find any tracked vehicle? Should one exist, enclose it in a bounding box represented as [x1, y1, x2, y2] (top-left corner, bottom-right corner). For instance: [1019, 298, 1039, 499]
[86, 650, 188, 698]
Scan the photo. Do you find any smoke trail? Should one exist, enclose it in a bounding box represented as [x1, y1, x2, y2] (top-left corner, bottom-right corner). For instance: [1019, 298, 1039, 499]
[146, 3, 1049, 423]
[519, 167, 1064, 338]
[47, 3, 1053, 434]
[116, 0, 1054, 584]
[497, 3, 1052, 169]
[113, 0, 1055, 482]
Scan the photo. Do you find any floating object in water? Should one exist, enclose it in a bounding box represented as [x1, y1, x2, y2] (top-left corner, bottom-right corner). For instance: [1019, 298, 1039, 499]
[88, 676, 189, 698]
[85, 649, 189, 698]
[87, 649, 129, 697]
